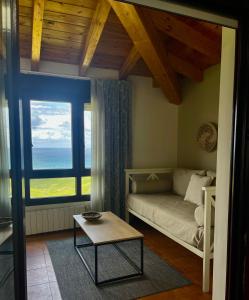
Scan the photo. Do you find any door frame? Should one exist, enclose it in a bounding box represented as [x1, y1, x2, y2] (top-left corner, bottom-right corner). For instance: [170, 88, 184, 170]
[121, 1, 248, 299]
[11, 0, 249, 299]
[6, 0, 27, 299]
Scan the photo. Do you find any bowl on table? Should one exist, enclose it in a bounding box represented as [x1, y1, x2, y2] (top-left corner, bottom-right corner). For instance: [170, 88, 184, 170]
[82, 212, 102, 221]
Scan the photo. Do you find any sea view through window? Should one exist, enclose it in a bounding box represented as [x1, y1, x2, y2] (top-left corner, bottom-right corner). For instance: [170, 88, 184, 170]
[28, 100, 91, 199]
[31, 100, 91, 170]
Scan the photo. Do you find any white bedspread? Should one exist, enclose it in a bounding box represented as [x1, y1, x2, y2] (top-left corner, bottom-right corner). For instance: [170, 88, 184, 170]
[127, 193, 204, 248]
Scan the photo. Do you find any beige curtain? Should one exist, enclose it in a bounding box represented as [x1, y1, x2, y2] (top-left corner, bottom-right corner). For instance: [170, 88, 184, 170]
[90, 80, 105, 211]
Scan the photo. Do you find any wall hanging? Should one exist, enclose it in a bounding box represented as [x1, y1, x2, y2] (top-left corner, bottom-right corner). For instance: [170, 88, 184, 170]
[197, 122, 218, 152]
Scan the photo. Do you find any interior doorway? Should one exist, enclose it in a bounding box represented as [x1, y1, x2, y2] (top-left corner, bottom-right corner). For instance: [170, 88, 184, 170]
[14, 3, 247, 299]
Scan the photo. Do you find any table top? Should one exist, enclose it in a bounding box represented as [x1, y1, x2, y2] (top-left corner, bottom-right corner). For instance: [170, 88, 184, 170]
[73, 211, 143, 245]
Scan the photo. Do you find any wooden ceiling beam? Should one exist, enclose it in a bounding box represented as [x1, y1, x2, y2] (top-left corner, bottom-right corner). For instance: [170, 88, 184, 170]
[149, 9, 220, 63]
[168, 52, 203, 81]
[107, 0, 181, 104]
[152, 78, 160, 88]
[119, 46, 140, 79]
[121, 44, 203, 82]
[31, 0, 45, 71]
[79, 0, 111, 76]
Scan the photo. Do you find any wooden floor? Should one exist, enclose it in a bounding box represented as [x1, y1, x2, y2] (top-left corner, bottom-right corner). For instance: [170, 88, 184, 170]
[26, 219, 212, 300]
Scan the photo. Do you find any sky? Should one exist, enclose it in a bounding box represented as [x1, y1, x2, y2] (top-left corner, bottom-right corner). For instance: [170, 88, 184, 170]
[31, 100, 91, 149]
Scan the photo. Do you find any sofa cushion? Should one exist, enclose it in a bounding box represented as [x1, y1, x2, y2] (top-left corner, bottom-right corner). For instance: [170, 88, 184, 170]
[127, 193, 201, 247]
[132, 173, 172, 194]
[184, 174, 212, 205]
[173, 168, 205, 197]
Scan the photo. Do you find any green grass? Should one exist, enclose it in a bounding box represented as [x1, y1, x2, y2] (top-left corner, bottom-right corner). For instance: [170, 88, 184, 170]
[30, 177, 91, 199]
[81, 177, 91, 195]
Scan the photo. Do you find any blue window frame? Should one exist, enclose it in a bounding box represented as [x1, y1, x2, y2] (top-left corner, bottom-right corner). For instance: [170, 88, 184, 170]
[20, 74, 91, 206]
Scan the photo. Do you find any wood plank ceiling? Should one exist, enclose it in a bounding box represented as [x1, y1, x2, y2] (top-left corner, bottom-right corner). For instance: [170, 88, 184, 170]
[19, 0, 222, 104]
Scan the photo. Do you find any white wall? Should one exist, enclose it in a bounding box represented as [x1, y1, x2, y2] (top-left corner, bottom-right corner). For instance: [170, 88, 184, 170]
[178, 65, 220, 170]
[20, 58, 119, 79]
[212, 27, 236, 300]
[130, 76, 178, 168]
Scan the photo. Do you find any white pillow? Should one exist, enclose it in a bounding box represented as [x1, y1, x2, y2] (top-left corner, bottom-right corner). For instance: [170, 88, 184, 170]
[173, 168, 205, 197]
[184, 174, 212, 205]
[206, 170, 216, 178]
[207, 170, 216, 186]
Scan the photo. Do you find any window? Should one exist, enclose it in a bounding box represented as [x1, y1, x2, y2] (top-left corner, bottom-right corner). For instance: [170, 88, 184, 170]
[81, 176, 91, 195]
[22, 97, 91, 205]
[30, 101, 73, 170]
[20, 74, 91, 205]
[30, 178, 76, 199]
[84, 103, 92, 169]
[82, 103, 92, 195]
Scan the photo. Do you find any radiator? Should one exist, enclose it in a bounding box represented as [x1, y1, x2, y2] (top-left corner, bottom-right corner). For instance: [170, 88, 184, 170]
[25, 202, 90, 235]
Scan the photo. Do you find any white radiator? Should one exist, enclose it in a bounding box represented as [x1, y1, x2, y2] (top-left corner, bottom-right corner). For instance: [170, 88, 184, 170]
[25, 202, 90, 235]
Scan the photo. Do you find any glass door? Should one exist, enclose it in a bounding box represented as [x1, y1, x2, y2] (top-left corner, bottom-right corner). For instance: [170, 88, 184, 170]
[0, 0, 26, 299]
[0, 0, 15, 298]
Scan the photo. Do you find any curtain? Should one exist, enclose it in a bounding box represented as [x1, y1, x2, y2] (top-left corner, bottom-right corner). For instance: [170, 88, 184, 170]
[91, 80, 132, 218]
[91, 80, 105, 212]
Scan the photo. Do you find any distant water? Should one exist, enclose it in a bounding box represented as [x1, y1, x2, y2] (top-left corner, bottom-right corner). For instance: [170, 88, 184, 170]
[32, 148, 91, 170]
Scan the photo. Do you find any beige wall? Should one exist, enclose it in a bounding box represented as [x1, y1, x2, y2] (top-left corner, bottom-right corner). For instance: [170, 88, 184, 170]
[20, 58, 119, 79]
[130, 76, 178, 168]
[212, 27, 236, 300]
[177, 65, 221, 171]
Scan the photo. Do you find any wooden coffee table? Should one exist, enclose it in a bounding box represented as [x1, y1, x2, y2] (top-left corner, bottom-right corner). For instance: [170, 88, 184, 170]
[73, 211, 144, 285]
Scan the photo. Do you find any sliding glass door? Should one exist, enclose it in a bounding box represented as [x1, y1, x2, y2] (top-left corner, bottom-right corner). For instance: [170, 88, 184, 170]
[0, 0, 14, 298]
[0, 0, 26, 299]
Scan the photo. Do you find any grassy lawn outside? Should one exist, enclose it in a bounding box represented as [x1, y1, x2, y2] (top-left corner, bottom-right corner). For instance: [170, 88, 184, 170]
[30, 177, 91, 199]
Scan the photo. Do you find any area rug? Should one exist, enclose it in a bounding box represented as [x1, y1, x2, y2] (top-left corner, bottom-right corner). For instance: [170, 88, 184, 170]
[47, 237, 191, 300]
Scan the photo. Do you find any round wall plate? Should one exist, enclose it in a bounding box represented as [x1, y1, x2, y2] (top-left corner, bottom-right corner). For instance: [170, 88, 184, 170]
[197, 122, 218, 152]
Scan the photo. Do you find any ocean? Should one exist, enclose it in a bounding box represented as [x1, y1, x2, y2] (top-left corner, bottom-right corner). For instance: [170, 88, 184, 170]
[32, 148, 91, 170]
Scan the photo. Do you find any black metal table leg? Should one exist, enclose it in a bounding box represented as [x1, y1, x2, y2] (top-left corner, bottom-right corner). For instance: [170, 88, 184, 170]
[73, 219, 76, 247]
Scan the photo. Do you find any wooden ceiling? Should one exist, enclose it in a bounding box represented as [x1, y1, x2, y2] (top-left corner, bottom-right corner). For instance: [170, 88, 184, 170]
[19, 0, 222, 104]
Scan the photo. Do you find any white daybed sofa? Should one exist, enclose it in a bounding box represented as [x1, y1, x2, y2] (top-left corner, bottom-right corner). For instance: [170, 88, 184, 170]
[125, 168, 216, 293]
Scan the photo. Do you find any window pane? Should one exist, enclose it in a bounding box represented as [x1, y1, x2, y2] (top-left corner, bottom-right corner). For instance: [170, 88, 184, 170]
[84, 104, 91, 169]
[30, 178, 76, 199]
[81, 176, 91, 195]
[31, 100, 72, 170]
